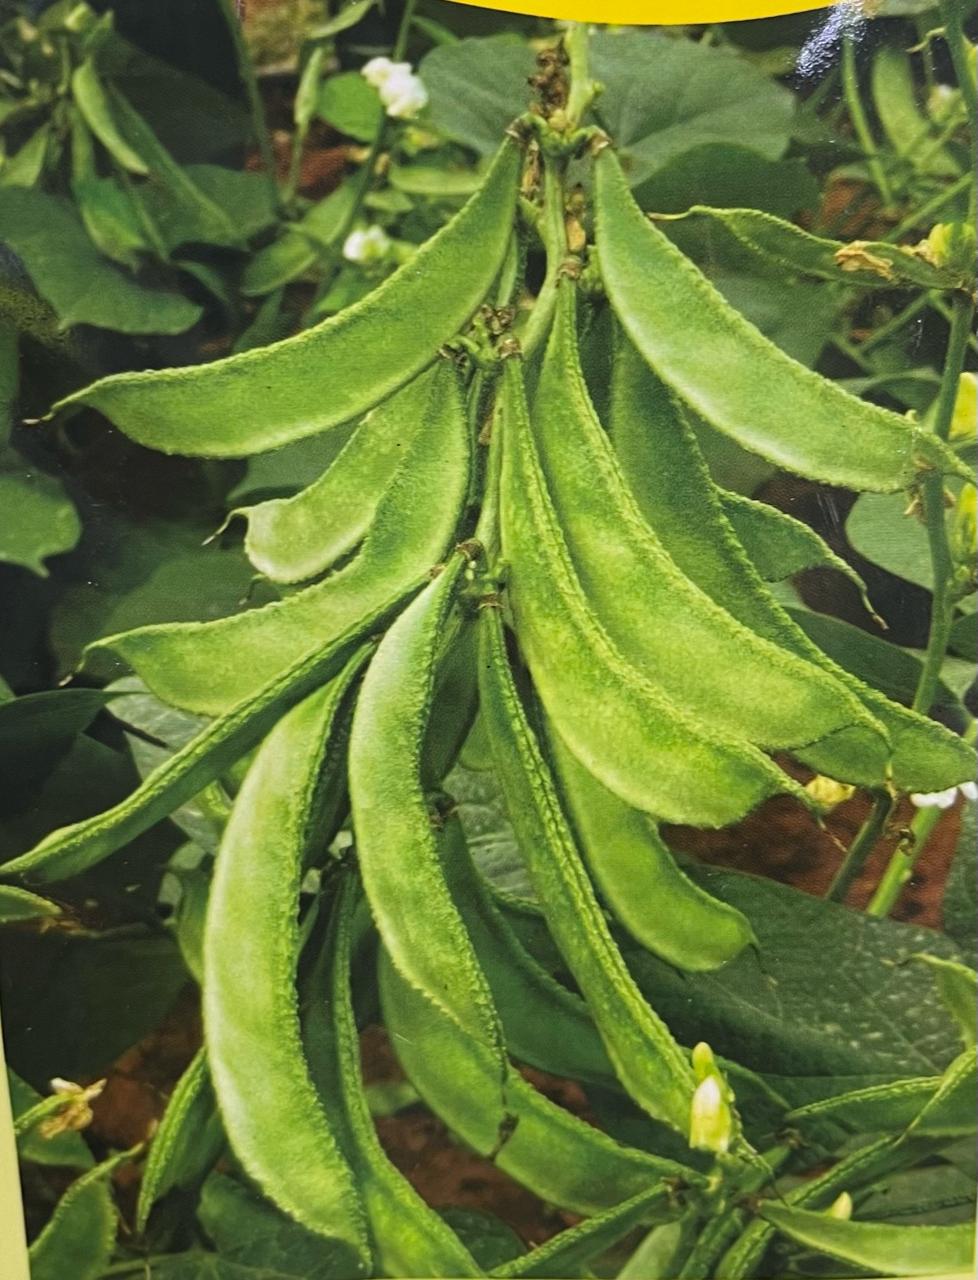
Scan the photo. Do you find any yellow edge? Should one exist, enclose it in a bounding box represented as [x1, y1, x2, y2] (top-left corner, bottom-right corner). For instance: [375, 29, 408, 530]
[444, 0, 838, 23]
[0, 1006, 30, 1280]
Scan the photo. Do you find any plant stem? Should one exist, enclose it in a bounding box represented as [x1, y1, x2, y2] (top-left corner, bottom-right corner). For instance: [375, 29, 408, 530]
[564, 22, 596, 129]
[842, 32, 894, 211]
[886, 172, 971, 243]
[868, 718, 976, 918]
[940, 0, 977, 157]
[912, 292, 974, 718]
[826, 789, 896, 903]
[216, 0, 278, 205]
[517, 155, 567, 359]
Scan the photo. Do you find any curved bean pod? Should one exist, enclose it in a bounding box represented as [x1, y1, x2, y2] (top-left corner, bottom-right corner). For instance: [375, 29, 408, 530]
[478, 606, 696, 1135]
[0, 625, 379, 886]
[499, 353, 805, 827]
[532, 285, 883, 758]
[349, 555, 505, 1057]
[29, 1149, 131, 1280]
[136, 1048, 224, 1231]
[0, 885, 60, 923]
[547, 731, 756, 971]
[204, 660, 370, 1259]
[440, 810, 619, 1088]
[607, 337, 976, 792]
[759, 1202, 974, 1276]
[594, 146, 966, 493]
[304, 874, 483, 1276]
[95, 360, 470, 716]
[378, 951, 691, 1215]
[234, 375, 425, 584]
[56, 140, 522, 457]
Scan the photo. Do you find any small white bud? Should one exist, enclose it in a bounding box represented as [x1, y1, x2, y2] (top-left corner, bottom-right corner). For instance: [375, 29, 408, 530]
[689, 1075, 733, 1155]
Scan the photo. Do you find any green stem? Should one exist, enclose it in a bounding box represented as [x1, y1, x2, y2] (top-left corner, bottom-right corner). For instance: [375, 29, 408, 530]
[307, 0, 418, 310]
[517, 156, 567, 359]
[912, 293, 975, 718]
[826, 790, 897, 904]
[886, 172, 971, 242]
[564, 22, 596, 129]
[940, 0, 977, 158]
[842, 33, 894, 210]
[869, 717, 978, 917]
[216, 0, 278, 205]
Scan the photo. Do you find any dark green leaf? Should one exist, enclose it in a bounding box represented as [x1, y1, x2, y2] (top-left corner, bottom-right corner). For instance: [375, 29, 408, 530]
[634, 146, 818, 218]
[7, 1069, 92, 1169]
[317, 72, 383, 143]
[0, 188, 201, 334]
[420, 35, 536, 156]
[943, 802, 976, 962]
[0, 458, 80, 575]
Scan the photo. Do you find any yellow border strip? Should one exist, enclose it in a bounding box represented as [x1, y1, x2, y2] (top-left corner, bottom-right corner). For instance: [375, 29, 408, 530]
[0, 1005, 30, 1280]
[444, 0, 838, 23]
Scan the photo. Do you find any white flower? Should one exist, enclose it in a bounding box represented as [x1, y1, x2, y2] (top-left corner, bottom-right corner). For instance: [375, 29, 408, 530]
[910, 781, 977, 809]
[342, 225, 391, 264]
[360, 56, 428, 120]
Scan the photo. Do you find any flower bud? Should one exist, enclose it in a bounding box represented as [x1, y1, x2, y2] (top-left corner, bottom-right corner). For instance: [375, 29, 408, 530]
[827, 1191, 853, 1221]
[342, 225, 392, 265]
[949, 373, 977, 443]
[952, 484, 976, 564]
[692, 1040, 718, 1082]
[689, 1074, 733, 1155]
[805, 775, 856, 813]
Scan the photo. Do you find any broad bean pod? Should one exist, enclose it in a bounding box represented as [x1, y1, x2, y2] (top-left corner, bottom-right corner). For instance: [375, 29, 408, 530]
[304, 874, 483, 1276]
[135, 1047, 224, 1231]
[608, 337, 977, 793]
[234, 376, 423, 584]
[547, 731, 756, 971]
[55, 140, 522, 456]
[94, 360, 470, 716]
[0, 623, 380, 885]
[0, 885, 59, 923]
[594, 147, 967, 493]
[492, 1185, 678, 1278]
[349, 555, 505, 1058]
[759, 1201, 975, 1276]
[29, 1149, 132, 1280]
[478, 606, 696, 1135]
[379, 949, 692, 1215]
[532, 284, 883, 758]
[499, 353, 806, 827]
[204, 660, 371, 1259]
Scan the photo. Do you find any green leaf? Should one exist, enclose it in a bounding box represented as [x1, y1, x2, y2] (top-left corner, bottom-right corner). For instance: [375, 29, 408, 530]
[759, 1201, 975, 1276]
[0, 927, 187, 1084]
[317, 72, 383, 143]
[0, 188, 201, 334]
[439, 1209, 524, 1271]
[73, 174, 152, 270]
[943, 801, 976, 962]
[634, 146, 818, 219]
[0, 686, 110, 792]
[0, 884, 60, 924]
[0, 123, 52, 188]
[847, 491, 934, 590]
[184, 166, 278, 241]
[240, 230, 318, 297]
[198, 1172, 364, 1278]
[0, 460, 80, 575]
[421, 35, 537, 156]
[389, 164, 482, 198]
[311, 0, 377, 38]
[913, 956, 977, 1049]
[591, 31, 795, 188]
[29, 1152, 127, 1280]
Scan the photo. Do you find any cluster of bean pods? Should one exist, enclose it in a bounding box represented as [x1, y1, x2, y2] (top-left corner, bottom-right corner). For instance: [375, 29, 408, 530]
[5, 115, 976, 1277]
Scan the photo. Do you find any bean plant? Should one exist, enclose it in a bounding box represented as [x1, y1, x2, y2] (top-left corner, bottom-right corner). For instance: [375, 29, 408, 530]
[1, 5, 977, 1279]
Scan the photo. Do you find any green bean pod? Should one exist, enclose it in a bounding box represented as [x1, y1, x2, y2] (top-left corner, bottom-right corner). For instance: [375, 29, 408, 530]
[532, 284, 883, 758]
[594, 146, 966, 492]
[718, 490, 872, 597]
[607, 337, 977, 793]
[379, 950, 691, 1215]
[499, 353, 805, 827]
[477, 606, 696, 1134]
[135, 1048, 224, 1231]
[547, 730, 756, 971]
[56, 140, 522, 457]
[234, 378, 423, 584]
[441, 810, 620, 1088]
[759, 1202, 975, 1276]
[204, 658, 371, 1259]
[29, 1149, 132, 1280]
[0, 885, 60, 923]
[304, 873, 483, 1276]
[94, 360, 470, 716]
[493, 1186, 678, 1278]
[902, 1048, 977, 1139]
[659, 205, 968, 292]
[349, 555, 505, 1058]
[0, 624, 380, 886]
